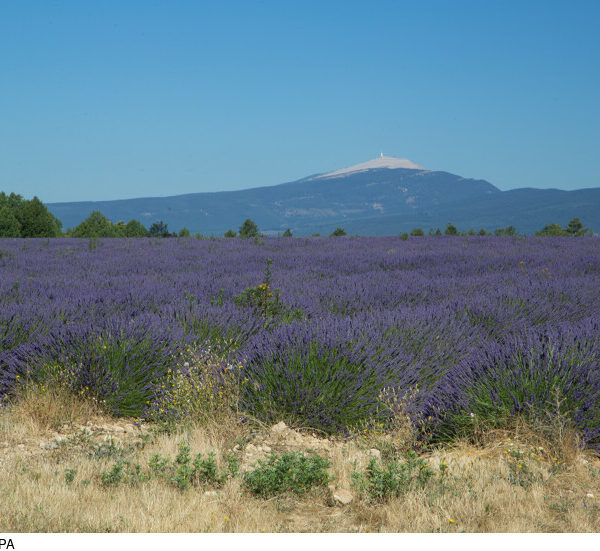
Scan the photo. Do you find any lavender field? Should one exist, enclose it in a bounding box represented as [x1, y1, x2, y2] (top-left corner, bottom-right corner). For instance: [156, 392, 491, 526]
[1, 236, 600, 448]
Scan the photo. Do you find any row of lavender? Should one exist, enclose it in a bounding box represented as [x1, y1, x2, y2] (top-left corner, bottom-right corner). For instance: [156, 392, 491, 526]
[1, 237, 599, 447]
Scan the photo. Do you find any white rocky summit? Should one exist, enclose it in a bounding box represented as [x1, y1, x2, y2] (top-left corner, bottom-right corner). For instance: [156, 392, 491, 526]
[316, 154, 425, 179]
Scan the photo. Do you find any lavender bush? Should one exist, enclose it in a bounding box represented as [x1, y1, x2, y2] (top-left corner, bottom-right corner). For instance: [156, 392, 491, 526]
[0, 236, 599, 447]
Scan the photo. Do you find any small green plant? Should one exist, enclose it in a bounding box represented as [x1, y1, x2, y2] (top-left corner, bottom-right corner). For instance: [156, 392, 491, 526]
[234, 258, 276, 317]
[100, 460, 127, 486]
[147, 442, 231, 490]
[100, 460, 149, 487]
[210, 288, 226, 307]
[243, 452, 332, 498]
[64, 468, 77, 485]
[87, 439, 131, 460]
[233, 259, 302, 324]
[439, 459, 449, 479]
[351, 452, 433, 502]
[173, 441, 195, 490]
[505, 448, 539, 489]
[193, 452, 224, 486]
[149, 453, 170, 476]
[225, 452, 240, 478]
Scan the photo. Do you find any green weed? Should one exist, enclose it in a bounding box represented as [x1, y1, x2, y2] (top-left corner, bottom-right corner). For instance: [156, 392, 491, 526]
[351, 452, 433, 502]
[243, 452, 331, 498]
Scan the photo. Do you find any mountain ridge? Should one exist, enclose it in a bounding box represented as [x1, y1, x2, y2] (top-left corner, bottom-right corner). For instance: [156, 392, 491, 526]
[46, 157, 599, 235]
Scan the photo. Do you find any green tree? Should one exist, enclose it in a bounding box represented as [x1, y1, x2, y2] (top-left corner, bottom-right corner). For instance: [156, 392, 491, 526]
[239, 218, 259, 238]
[565, 217, 590, 236]
[224, 229, 236, 238]
[535, 223, 568, 237]
[282, 228, 293, 237]
[70, 210, 117, 238]
[19, 196, 62, 237]
[0, 192, 25, 221]
[444, 223, 458, 236]
[330, 227, 347, 237]
[178, 227, 191, 237]
[114, 221, 127, 237]
[477, 228, 488, 236]
[410, 228, 424, 236]
[0, 205, 22, 237]
[494, 225, 517, 236]
[124, 219, 149, 237]
[149, 221, 170, 237]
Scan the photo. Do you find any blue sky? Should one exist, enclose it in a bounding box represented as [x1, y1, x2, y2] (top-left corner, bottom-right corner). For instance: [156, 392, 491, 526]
[1, 0, 599, 202]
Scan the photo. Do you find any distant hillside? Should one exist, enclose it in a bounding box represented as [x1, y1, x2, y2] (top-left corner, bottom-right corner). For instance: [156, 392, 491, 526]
[47, 157, 600, 235]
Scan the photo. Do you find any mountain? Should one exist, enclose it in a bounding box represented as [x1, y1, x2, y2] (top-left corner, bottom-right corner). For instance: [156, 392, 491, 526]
[47, 156, 600, 235]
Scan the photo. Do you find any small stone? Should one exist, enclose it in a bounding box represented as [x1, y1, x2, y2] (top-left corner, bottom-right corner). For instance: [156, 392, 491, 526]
[246, 443, 258, 453]
[204, 490, 218, 497]
[262, 445, 271, 453]
[17, 444, 25, 450]
[332, 488, 354, 506]
[112, 425, 125, 433]
[43, 441, 58, 450]
[368, 448, 381, 460]
[271, 422, 288, 433]
[0, 441, 8, 448]
[587, 493, 595, 499]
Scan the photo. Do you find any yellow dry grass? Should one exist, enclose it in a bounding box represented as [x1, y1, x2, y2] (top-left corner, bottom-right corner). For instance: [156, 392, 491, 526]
[1, 389, 600, 533]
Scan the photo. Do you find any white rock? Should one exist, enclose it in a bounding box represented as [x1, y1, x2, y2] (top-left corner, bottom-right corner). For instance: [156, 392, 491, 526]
[204, 490, 218, 497]
[587, 493, 595, 499]
[368, 448, 382, 460]
[43, 441, 58, 450]
[271, 422, 288, 433]
[246, 443, 258, 453]
[262, 445, 272, 453]
[332, 488, 354, 506]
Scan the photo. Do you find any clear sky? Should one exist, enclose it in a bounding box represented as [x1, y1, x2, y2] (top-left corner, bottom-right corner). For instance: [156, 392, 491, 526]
[1, 0, 599, 203]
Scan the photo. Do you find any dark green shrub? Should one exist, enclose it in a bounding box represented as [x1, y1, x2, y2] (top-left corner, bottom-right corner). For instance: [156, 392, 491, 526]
[243, 452, 331, 497]
[351, 452, 432, 502]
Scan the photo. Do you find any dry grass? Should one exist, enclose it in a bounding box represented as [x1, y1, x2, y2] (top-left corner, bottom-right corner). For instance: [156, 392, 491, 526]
[1, 390, 600, 533]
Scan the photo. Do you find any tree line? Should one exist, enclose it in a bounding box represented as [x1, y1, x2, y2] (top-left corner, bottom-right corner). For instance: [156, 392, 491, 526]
[404, 218, 592, 238]
[0, 193, 63, 237]
[0, 192, 594, 238]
